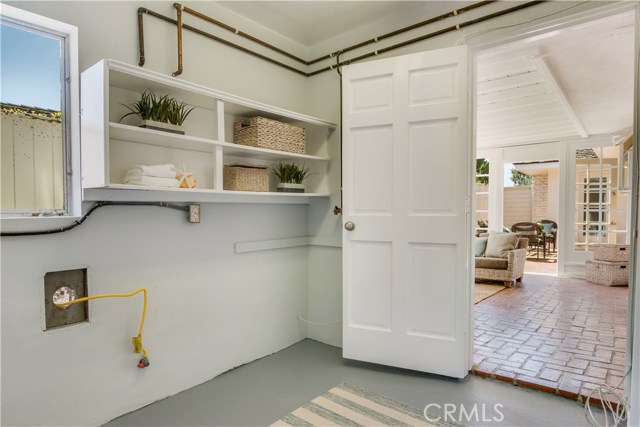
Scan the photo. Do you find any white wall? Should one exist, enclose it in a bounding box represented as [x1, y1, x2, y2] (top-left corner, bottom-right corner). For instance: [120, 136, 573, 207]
[503, 186, 532, 229]
[1, 2, 315, 426]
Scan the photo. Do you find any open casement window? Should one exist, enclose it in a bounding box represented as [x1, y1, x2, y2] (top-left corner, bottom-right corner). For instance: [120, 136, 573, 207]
[0, 4, 80, 218]
[573, 146, 628, 251]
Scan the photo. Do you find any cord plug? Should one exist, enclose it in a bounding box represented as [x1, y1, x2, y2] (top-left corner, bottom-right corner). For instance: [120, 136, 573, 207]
[132, 335, 143, 354]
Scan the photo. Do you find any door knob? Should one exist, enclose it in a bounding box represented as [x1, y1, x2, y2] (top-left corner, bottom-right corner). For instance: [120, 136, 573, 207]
[344, 221, 355, 231]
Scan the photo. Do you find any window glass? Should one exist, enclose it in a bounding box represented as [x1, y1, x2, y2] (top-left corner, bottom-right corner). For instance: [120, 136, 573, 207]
[475, 158, 489, 234]
[573, 146, 627, 251]
[1, 17, 67, 213]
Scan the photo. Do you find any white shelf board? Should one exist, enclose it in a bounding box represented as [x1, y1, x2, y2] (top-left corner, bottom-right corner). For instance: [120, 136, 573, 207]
[110, 123, 219, 152]
[83, 184, 329, 204]
[107, 59, 336, 129]
[218, 140, 328, 161]
[109, 123, 329, 161]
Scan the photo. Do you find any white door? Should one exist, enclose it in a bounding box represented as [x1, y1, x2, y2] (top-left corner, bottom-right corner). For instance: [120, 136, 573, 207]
[342, 45, 471, 378]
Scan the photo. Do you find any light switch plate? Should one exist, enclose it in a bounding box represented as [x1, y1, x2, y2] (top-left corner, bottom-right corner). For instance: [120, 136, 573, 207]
[189, 204, 200, 223]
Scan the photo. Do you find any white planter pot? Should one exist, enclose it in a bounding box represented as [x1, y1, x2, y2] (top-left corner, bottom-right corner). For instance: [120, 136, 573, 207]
[139, 120, 185, 135]
[277, 183, 305, 193]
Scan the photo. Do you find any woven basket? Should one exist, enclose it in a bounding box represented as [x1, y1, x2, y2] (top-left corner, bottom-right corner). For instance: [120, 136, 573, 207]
[593, 244, 630, 262]
[234, 116, 305, 154]
[586, 260, 629, 287]
[223, 164, 269, 192]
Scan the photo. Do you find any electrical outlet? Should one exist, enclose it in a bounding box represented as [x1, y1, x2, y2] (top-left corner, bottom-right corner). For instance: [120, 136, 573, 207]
[189, 204, 200, 223]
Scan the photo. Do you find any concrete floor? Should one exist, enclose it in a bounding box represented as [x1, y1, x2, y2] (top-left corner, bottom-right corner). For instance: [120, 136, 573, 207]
[105, 339, 599, 427]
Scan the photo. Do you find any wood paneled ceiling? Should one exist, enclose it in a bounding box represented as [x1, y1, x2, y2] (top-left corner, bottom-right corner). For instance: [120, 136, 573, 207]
[477, 10, 635, 149]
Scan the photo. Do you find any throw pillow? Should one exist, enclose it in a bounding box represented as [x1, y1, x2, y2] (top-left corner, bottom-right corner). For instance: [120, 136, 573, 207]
[485, 232, 519, 258]
[475, 237, 488, 257]
[540, 223, 553, 234]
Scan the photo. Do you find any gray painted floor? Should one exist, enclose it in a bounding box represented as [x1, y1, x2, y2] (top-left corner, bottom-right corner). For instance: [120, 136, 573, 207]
[105, 339, 598, 427]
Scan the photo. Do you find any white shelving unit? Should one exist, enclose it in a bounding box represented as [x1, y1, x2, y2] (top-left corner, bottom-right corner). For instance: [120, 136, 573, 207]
[80, 59, 336, 204]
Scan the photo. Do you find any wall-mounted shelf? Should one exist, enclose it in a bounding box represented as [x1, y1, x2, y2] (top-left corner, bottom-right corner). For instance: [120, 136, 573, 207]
[83, 185, 329, 204]
[81, 59, 335, 202]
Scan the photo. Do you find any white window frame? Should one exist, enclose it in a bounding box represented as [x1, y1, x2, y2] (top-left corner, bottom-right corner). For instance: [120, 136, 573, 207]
[0, 4, 80, 221]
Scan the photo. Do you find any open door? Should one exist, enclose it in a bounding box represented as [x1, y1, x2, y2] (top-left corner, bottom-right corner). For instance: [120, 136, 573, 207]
[342, 45, 471, 378]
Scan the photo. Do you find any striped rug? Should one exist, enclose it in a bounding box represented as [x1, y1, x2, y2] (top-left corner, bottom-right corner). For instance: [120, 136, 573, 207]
[271, 383, 462, 427]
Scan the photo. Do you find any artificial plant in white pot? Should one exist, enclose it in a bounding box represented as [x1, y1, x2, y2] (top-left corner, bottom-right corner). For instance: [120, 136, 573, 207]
[120, 90, 195, 135]
[272, 162, 312, 193]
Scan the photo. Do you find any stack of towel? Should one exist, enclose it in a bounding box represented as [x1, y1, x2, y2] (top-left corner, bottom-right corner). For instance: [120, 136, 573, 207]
[123, 164, 179, 187]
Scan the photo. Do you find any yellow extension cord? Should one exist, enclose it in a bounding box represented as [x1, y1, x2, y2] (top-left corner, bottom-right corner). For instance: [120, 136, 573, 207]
[56, 288, 149, 366]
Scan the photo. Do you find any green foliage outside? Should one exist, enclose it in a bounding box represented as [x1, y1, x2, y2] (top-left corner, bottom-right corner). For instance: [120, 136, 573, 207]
[476, 159, 489, 184]
[510, 169, 533, 186]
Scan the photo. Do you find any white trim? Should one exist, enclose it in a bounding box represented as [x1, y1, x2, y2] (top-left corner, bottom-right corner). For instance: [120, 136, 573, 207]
[234, 237, 309, 254]
[467, 1, 639, 54]
[234, 236, 342, 253]
[627, 5, 640, 426]
[0, 4, 81, 220]
[308, 237, 342, 248]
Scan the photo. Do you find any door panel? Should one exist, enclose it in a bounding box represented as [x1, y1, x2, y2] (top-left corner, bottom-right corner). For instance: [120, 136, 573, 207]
[408, 120, 456, 213]
[352, 126, 394, 213]
[407, 243, 457, 338]
[349, 241, 393, 331]
[342, 45, 471, 378]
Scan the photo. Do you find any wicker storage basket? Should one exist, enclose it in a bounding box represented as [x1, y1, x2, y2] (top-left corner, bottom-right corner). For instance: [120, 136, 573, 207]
[223, 164, 269, 192]
[234, 116, 305, 154]
[593, 244, 630, 262]
[586, 260, 629, 287]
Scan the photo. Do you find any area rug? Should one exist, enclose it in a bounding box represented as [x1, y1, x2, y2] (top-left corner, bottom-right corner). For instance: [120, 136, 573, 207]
[474, 283, 505, 304]
[271, 382, 462, 427]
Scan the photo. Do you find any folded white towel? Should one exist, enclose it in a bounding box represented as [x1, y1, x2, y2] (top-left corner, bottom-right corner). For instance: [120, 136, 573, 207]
[127, 164, 177, 178]
[123, 175, 179, 188]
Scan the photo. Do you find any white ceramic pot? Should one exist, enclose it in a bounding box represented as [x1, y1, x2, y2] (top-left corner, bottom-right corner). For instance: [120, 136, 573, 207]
[277, 183, 305, 193]
[139, 120, 185, 135]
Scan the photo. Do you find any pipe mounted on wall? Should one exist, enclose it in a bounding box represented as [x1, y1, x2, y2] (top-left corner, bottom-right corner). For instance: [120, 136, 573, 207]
[137, 1, 546, 77]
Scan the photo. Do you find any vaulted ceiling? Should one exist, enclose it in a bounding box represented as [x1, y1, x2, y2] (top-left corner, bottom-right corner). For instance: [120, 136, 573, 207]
[477, 10, 635, 148]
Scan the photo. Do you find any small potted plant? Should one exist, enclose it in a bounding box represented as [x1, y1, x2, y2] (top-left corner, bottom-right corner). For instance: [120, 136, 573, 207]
[272, 162, 312, 193]
[120, 90, 195, 135]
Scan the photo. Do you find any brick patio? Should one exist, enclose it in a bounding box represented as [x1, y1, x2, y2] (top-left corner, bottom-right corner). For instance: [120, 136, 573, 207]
[473, 273, 628, 401]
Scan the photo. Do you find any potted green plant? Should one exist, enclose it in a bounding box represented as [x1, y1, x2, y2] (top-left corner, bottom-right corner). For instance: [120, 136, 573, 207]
[120, 90, 195, 135]
[272, 162, 312, 193]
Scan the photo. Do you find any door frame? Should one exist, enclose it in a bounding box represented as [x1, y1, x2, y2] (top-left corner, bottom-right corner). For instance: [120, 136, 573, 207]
[467, 2, 639, 420]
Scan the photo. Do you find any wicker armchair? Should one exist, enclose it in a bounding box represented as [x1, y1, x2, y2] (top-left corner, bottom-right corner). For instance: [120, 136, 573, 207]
[511, 222, 545, 258]
[475, 237, 528, 287]
[539, 219, 558, 253]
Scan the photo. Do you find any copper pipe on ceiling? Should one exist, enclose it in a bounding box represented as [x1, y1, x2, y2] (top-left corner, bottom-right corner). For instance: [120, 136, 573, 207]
[307, 0, 495, 65]
[179, 4, 308, 65]
[307, 0, 546, 77]
[137, 7, 308, 76]
[137, 1, 544, 78]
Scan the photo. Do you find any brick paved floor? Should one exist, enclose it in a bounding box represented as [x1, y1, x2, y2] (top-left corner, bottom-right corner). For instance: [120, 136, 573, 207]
[473, 274, 628, 401]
